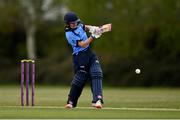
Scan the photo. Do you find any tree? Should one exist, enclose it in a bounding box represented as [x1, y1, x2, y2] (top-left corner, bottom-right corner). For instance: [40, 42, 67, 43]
[19, 0, 68, 59]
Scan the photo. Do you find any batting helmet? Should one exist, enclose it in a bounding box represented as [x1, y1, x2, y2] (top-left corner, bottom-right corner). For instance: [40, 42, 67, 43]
[64, 12, 79, 24]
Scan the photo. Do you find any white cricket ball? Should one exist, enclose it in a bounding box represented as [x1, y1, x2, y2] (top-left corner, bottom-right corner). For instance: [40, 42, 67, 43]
[135, 69, 141, 74]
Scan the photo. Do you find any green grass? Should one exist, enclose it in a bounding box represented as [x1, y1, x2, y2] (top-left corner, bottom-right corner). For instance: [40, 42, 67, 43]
[0, 86, 180, 119]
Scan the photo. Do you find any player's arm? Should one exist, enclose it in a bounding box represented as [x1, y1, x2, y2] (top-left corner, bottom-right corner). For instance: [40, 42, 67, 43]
[78, 25, 99, 48]
[78, 36, 94, 48]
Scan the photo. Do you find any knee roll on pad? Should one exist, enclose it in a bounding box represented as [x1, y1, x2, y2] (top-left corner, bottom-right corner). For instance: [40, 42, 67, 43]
[72, 70, 87, 87]
[90, 61, 103, 79]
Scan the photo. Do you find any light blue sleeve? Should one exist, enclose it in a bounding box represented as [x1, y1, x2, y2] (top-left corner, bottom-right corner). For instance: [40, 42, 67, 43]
[65, 32, 81, 47]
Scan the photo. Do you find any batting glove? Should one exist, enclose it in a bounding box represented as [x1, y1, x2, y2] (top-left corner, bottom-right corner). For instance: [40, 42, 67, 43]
[89, 26, 99, 34]
[91, 33, 101, 39]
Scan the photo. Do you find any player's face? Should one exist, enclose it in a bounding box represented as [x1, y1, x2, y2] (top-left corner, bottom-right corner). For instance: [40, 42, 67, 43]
[69, 22, 77, 29]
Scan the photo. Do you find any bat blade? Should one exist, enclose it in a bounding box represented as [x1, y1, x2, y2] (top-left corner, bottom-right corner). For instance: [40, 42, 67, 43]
[99, 23, 112, 34]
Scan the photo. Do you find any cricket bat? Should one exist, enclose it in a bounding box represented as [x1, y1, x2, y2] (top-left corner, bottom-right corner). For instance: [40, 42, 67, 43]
[97, 23, 112, 34]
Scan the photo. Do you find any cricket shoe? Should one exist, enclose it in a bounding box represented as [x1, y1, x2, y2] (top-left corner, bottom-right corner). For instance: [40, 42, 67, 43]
[65, 104, 73, 109]
[95, 100, 103, 109]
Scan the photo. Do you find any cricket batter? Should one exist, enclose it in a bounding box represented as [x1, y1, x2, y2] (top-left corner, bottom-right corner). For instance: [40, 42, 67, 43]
[64, 12, 103, 108]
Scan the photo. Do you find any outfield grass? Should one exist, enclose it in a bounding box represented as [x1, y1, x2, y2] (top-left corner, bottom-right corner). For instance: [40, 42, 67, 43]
[0, 86, 180, 119]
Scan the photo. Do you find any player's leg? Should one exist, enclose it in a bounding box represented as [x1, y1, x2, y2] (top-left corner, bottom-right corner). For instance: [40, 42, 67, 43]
[90, 58, 104, 108]
[66, 53, 89, 108]
[90, 78, 96, 107]
[66, 68, 87, 108]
